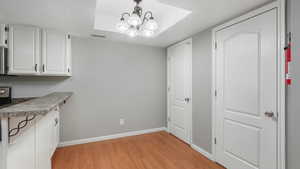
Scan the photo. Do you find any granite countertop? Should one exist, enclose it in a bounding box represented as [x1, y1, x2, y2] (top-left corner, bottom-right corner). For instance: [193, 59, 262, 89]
[0, 98, 36, 109]
[0, 92, 73, 118]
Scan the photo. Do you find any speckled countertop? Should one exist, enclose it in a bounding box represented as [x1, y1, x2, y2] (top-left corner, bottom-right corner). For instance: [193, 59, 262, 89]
[0, 92, 73, 118]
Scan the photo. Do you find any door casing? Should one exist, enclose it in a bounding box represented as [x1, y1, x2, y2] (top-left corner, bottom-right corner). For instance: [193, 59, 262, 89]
[167, 38, 193, 145]
[211, 1, 286, 169]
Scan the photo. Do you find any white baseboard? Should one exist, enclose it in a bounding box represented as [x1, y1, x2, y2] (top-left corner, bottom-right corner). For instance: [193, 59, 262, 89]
[191, 144, 214, 161]
[59, 127, 167, 147]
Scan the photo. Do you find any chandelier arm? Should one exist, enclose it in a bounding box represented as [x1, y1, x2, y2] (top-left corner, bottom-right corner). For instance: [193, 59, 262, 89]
[121, 12, 131, 19]
[142, 11, 153, 24]
[139, 7, 143, 17]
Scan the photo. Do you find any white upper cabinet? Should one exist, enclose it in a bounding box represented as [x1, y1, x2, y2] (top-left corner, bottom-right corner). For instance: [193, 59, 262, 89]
[0, 24, 8, 47]
[41, 29, 71, 76]
[8, 24, 40, 75]
[5, 24, 72, 76]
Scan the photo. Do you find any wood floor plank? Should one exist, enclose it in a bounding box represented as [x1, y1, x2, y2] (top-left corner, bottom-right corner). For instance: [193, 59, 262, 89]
[52, 131, 226, 169]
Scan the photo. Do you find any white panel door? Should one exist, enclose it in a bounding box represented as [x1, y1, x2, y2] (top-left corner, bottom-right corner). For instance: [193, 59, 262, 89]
[8, 24, 40, 75]
[168, 40, 192, 144]
[42, 29, 71, 76]
[215, 9, 278, 169]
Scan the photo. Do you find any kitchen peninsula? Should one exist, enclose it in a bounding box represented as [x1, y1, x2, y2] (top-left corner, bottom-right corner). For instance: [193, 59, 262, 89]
[0, 92, 73, 169]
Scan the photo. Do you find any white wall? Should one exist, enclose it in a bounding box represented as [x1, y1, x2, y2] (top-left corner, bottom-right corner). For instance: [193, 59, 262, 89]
[0, 37, 167, 142]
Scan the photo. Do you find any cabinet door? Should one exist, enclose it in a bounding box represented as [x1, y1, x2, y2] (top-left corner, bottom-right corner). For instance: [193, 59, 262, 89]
[8, 24, 40, 75]
[36, 113, 53, 169]
[7, 122, 36, 169]
[41, 29, 71, 76]
[66, 35, 72, 76]
[50, 111, 60, 156]
[0, 24, 7, 47]
[54, 111, 60, 150]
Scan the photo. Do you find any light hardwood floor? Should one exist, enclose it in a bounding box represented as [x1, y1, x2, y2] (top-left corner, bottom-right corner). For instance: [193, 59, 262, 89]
[52, 131, 225, 169]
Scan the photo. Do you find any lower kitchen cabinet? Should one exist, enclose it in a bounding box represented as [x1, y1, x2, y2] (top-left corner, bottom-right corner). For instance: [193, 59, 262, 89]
[7, 110, 60, 169]
[7, 122, 36, 169]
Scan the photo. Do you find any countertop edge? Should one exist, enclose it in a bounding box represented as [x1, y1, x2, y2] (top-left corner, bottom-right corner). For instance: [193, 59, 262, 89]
[0, 92, 73, 118]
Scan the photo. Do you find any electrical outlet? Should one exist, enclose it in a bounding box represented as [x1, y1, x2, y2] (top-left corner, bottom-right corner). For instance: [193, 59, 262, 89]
[120, 118, 125, 125]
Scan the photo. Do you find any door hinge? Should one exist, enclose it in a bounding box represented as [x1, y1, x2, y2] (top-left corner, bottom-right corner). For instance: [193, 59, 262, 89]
[288, 32, 292, 44]
[167, 117, 171, 122]
[214, 137, 217, 144]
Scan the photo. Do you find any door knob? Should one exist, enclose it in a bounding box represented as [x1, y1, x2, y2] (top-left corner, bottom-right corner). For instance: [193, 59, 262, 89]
[264, 111, 274, 118]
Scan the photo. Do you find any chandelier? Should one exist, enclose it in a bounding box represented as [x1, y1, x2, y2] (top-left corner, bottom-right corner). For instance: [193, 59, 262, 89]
[116, 0, 158, 37]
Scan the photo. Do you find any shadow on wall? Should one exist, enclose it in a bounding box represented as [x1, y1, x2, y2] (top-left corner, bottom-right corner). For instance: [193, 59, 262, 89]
[0, 76, 71, 98]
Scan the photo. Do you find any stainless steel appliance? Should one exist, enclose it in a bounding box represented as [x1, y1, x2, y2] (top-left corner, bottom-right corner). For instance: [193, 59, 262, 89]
[0, 87, 11, 106]
[0, 47, 8, 75]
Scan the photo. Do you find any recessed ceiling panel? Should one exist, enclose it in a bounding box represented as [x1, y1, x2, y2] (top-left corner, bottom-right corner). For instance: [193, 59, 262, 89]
[94, 0, 192, 35]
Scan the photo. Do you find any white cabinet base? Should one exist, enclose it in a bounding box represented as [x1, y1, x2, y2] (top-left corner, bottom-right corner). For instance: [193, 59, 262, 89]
[6, 110, 60, 169]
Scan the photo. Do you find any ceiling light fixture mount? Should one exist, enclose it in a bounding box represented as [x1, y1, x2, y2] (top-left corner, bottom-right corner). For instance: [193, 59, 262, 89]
[116, 0, 158, 38]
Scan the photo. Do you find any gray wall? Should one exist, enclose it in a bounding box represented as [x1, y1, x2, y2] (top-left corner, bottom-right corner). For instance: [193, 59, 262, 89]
[286, 0, 299, 168]
[190, 1, 300, 168]
[0, 37, 167, 142]
[192, 29, 212, 153]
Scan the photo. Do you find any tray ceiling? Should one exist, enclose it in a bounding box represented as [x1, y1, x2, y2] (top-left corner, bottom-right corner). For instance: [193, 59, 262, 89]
[94, 0, 191, 36]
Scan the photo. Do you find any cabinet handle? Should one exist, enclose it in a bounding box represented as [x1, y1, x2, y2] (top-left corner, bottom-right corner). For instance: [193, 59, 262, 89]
[42, 64, 45, 72]
[5, 26, 9, 32]
[35, 64, 38, 72]
[54, 118, 59, 126]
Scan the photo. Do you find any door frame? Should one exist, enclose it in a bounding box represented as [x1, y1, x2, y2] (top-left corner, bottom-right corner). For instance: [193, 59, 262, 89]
[167, 38, 193, 145]
[211, 1, 286, 168]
